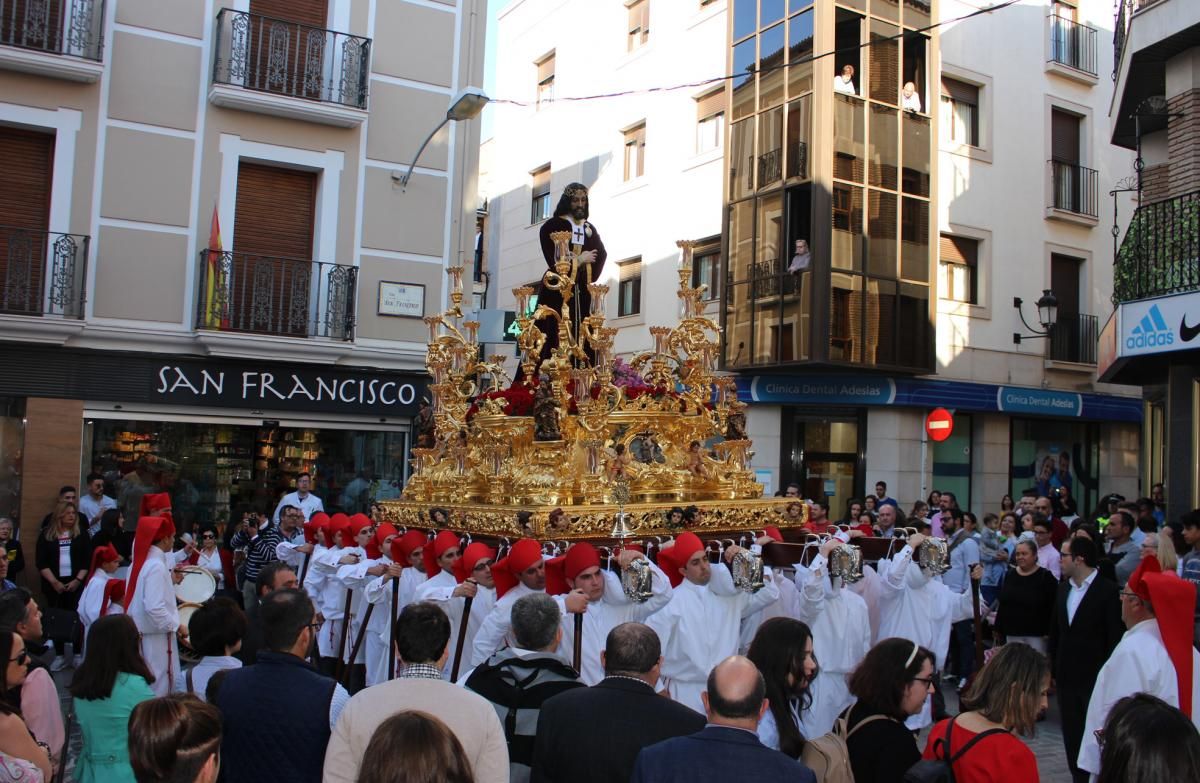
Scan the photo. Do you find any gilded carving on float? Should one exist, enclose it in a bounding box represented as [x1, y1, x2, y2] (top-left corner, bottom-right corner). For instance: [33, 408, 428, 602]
[382, 237, 803, 536]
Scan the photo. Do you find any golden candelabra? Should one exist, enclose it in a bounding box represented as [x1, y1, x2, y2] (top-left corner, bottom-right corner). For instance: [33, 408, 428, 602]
[383, 237, 798, 539]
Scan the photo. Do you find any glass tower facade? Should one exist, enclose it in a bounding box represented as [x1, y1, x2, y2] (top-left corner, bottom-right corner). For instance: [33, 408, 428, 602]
[723, 0, 935, 373]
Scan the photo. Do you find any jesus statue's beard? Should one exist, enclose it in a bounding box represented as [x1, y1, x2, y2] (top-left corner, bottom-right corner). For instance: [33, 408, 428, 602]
[572, 205, 587, 221]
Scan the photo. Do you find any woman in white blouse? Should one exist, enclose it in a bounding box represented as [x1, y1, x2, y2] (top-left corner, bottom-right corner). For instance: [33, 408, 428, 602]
[193, 526, 225, 591]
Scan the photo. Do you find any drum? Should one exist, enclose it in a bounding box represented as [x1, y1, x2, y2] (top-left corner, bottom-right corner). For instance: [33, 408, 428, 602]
[175, 567, 216, 605]
[178, 603, 202, 663]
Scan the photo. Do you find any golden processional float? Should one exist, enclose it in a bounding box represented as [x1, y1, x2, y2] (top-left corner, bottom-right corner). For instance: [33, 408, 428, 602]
[379, 234, 806, 546]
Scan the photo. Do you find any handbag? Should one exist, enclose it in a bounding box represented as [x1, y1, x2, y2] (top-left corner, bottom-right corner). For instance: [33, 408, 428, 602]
[903, 717, 1008, 783]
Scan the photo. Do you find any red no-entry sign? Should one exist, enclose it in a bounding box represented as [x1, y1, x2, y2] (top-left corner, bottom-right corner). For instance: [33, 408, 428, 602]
[925, 408, 954, 442]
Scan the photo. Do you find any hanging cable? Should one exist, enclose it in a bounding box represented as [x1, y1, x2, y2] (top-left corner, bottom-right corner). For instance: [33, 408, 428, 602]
[489, 0, 1022, 108]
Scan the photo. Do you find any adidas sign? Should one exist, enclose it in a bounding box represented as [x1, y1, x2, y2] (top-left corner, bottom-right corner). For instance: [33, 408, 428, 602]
[1126, 304, 1175, 349]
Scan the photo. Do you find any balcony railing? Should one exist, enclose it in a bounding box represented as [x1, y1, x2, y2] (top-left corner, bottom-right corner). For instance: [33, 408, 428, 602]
[1047, 312, 1098, 364]
[1049, 159, 1099, 218]
[195, 250, 357, 340]
[0, 0, 104, 60]
[212, 8, 370, 110]
[1114, 0, 1166, 78]
[0, 226, 88, 318]
[1048, 16, 1097, 76]
[1113, 190, 1200, 303]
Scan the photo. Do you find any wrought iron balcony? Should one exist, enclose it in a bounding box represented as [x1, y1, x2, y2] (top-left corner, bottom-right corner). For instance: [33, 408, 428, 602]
[0, 0, 104, 60]
[195, 250, 357, 340]
[1048, 159, 1099, 218]
[1113, 190, 1200, 303]
[0, 226, 88, 318]
[1048, 16, 1097, 77]
[1047, 312, 1098, 364]
[212, 8, 370, 112]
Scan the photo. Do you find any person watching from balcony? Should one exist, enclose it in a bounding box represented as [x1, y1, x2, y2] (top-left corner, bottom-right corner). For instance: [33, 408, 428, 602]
[834, 64, 857, 96]
[902, 82, 922, 113]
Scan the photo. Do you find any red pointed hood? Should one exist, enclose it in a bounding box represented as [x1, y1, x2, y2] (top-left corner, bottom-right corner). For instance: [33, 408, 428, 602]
[127, 515, 175, 603]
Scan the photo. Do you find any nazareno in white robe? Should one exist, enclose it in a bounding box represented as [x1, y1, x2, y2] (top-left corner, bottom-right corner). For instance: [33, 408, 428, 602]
[555, 561, 673, 686]
[414, 569, 498, 681]
[794, 553, 872, 738]
[647, 563, 780, 714]
[1077, 617, 1200, 775]
[361, 564, 425, 685]
[127, 547, 180, 697]
[77, 571, 111, 654]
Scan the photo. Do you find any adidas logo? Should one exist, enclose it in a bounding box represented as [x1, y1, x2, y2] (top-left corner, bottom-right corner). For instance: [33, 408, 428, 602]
[1127, 304, 1175, 349]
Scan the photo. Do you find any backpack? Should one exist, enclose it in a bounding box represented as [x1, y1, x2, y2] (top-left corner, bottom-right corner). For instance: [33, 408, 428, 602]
[903, 717, 1008, 783]
[800, 710, 894, 783]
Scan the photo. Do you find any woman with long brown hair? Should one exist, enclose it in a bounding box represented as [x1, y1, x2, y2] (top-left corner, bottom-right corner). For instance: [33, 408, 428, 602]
[34, 501, 91, 670]
[746, 617, 818, 759]
[920, 643, 1048, 782]
[0, 630, 52, 781]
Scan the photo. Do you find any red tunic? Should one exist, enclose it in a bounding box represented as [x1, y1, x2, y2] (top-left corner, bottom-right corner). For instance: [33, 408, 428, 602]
[921, 718, 1040, 783]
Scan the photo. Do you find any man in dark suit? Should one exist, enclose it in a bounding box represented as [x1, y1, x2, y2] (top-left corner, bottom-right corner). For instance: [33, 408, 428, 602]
[531, 622, 703, 783]
[630, 655, 816, 783]
[1048, 535, 1124, 783]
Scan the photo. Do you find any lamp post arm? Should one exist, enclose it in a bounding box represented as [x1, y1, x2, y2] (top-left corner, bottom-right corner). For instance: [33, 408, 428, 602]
[398, 116, 451, 190]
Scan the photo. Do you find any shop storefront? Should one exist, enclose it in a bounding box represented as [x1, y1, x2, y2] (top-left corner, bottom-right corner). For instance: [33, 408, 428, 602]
[739, 373, 1143, 517]
[0, 344, 425, 537]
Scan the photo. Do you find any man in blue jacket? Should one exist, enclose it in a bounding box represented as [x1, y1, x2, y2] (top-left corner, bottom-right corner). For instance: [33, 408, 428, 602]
[631, 655, 816, 783]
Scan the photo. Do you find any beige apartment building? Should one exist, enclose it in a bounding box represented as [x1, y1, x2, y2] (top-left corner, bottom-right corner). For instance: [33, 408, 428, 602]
[0, 0, 484, 548]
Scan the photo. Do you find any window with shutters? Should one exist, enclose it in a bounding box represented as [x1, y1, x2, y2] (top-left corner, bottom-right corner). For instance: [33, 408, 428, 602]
[627, 0, 649, 52]
[940, 77, 979, 147]
[618, 258, 642, 317]
[623, 123, 646, 181]
[696, 88, 725, 154]
[939, 234, 978, 304]
[535, 52, 555, 108]
[228, 162, 320, 337]
[0, 126, 54, 315]
[530, 165, 552, 224]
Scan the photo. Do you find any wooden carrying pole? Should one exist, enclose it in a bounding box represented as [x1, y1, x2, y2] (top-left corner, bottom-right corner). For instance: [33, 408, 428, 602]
[449, 593, 474, 683]
[341, 603, 375, 687]
[334, 588, 353, 680]
[572, 612, 583, 671]
[387, 578, 400, 680]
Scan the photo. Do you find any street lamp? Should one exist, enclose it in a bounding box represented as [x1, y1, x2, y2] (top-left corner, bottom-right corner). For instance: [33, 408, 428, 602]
[395, 86, 490, 190]
[1013, 289, 1058, 344]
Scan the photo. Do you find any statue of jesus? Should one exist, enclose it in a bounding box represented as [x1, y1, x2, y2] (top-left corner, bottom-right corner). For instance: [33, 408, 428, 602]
[536, 182, 607, 361]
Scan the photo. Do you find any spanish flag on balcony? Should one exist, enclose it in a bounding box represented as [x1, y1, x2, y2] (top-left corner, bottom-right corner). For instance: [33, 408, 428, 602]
[205, 204, 229, 329]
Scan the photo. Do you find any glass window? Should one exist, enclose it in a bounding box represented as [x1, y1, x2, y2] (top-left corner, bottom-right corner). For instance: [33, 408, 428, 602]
[789, 0, 813, 11]
[830, 272, 863, 362]
[753, 295, 783, 364]
[756, 192, 785, 280]
[898, 282, 931, 368]
[729, 118, 756, 200]
[761, 0, 786, 28]
[869, 19, 900, 105]
[876, 0, 900, 22]
[932, 413, 971, 511]
[834, 94, 864, 182]
[0, 398, 23, 528]
[868, 104, 898, 190]
[902, 112, 930, 196]
[1009, 419, 1098, 518]
[785, 96, 810, 179]
[623, 123, 646, 181]
[732, 0, 757, 41]
[535, 52, 555, 108]
[758, 107, 784, 188]
[86, 420, 409, 528]
[530, 165, 551, 224]
[787, 9, 814, 96]
[902, 33, 928, 113]
[693, 249, 721, 301]
[760, 23, 786, 109]
[732, 38, 757, 121]
[696, 88, 726, 153]
[904, 0, 930, 29]
[627, 0, 650, 52]
[941, 77, 979, 147]
[901, 196, 929, 282]
[867, 189, 897, 278]
[864, 277, 897, 366]
[831, 183, 863, 271]
[729, 199, 755, 282]
[725, 283, 752, 367]
[834, 9, 863, 93]
[618, 258, 642, 316]
[939, 234, 978, 303]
